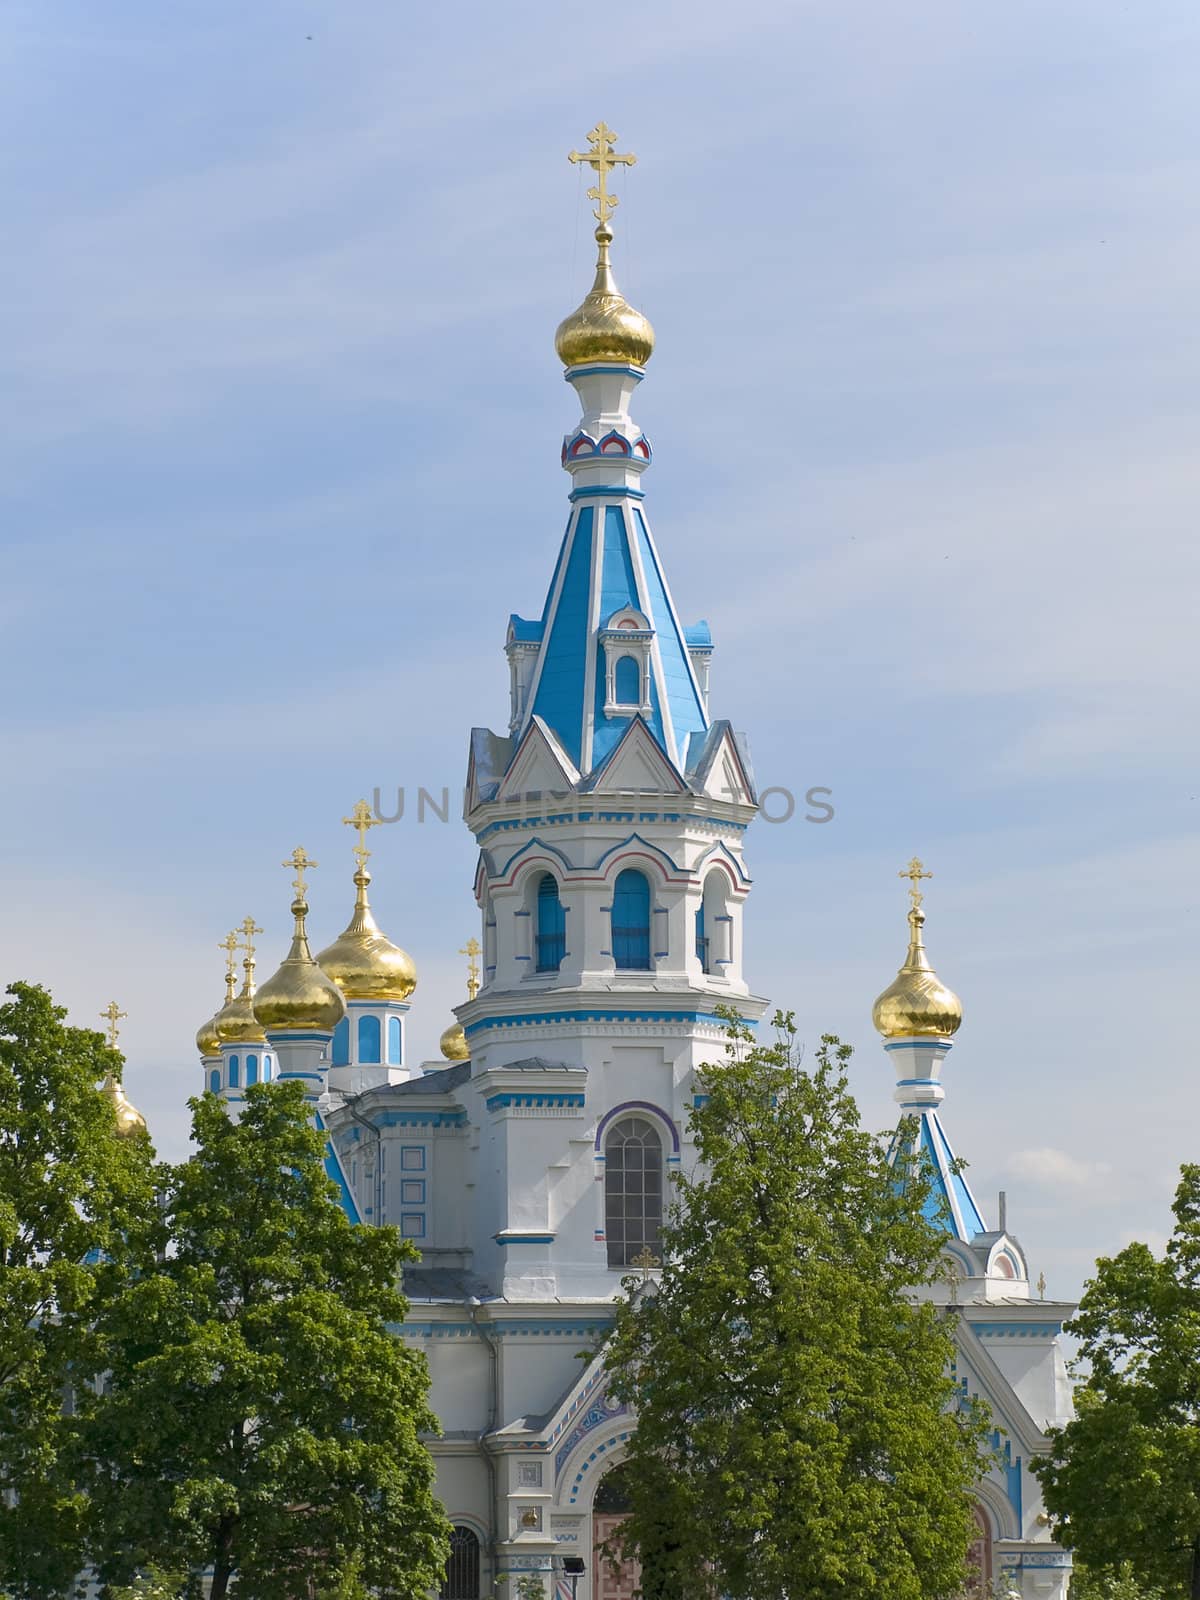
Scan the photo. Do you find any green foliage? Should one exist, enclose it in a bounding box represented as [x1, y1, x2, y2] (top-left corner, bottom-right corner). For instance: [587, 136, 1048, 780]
[603, 1010, 991, 1600]
[0, 982, 158, 1600]
[1035, 1165, 1200, 1600]
[103, 1567, 185, 1600]
[79, 1079, 450, 1600]
[1070, 1563, 1168, 1600]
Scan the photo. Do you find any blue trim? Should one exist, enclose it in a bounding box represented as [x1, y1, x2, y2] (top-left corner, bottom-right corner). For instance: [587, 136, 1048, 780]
[494, 1233, 556, 1245]
[895, 1078, 940, 1087]
[972, 1322, 1064, 1339]
[373, 1109, 468, 1128]
[884, 1039, 954, 1052]
[264, 1030, 334, 1044]
[466, 1007, 752, 1035]
[568, 485, 645, 501]
[565, 363, 645, 380]
[487, 1092, 586, 1111]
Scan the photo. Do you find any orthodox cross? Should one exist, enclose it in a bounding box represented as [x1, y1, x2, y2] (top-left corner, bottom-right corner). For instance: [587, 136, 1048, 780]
[342, 798, 382, 871]
[1037, 1271, 1047, 1301]
[631, 1245, 661, 1282]
[99, 1001, 127, 1050]
[460, 937, 481, 1001]
[568, 122, 636, 230]
[218, 930, 240, 997]
[282, 847, 317, 899]
[238, 915, 263, 959]
[899, 855, 933, 908]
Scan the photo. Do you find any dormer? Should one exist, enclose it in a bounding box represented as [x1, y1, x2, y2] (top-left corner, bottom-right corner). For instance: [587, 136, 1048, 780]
[599, 606, 654, 719]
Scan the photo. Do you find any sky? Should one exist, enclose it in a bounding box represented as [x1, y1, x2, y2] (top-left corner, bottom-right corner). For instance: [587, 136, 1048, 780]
[1, 0, 1197, 1306]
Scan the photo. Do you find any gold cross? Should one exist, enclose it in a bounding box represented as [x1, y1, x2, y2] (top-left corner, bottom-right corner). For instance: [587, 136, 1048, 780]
[1037, 1271, 1047, 1301]
[899, 856, 933, 908]
[342, 798, 381, 871]
[238, 916, 263, 960]
[460, 937, 482, 1000]
[218, 930, 240, 998]
[282, 847, 317, 899]
[631, 1245, 660, 1281]
[568, 122, 636, 231]
[99, 1000, 127, 1050]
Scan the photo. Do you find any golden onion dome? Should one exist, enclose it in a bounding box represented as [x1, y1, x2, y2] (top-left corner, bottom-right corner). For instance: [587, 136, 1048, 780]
[101, 1072, 148, 1139]
[439, 1020, 469, 1062]
[555, 225, 655, 369]
[215, 976, 267, 1046]
[316, 867, 417, 1003]
[195, 1011, 223, 1060]
[254, 891, 346, 1036]
[872, 900, 963, 1040]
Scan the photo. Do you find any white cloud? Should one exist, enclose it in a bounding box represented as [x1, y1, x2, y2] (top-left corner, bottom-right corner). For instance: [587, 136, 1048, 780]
[1008, 1148, 1111, 1189]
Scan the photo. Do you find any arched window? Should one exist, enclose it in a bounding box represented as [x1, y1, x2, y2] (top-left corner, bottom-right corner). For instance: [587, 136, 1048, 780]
[246, 1053, 259, 1087]
[209, 1069, 220, 1095]
[612, 869, 651, 970]
[701, 870, 730, 976]
[387, 1015, 402, 1065]
[605, 1115, 663, 1268]
[440, 1525, 481, 1600]
[358, 1014, 382, 1065]
[263, 1054, 272, 1080]
[614, 653, 641, 706]
[228, 1055, 240, 1088]
[536, 873, 566, 972]
[331, 1017, 350, 1067]
[695, 900, 708, 971]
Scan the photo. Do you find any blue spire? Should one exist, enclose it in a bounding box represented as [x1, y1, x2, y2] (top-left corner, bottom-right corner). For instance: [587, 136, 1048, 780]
[508, 357, 710, 777]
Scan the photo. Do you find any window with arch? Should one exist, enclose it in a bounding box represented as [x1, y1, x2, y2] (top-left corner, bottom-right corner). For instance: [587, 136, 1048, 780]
[536, 872, 566, 972]
[209, 1069, 220, 1095]
[612, 869, 651, 970]
[440, 1525, 481, 1600]
[700, 870, 730, 977]
[228, 1055, 240, 1088]
[605, 1115, 664, 1268]
[331, 1017, 350, 1067]
[387, 1015, 402, 1065]
[695, 899, 708, 971]
[358, 1014, 382, 1065]
[614, 653, 641, 706]
[246, 1053, 259, 1087]
[263, 1054, 272, 1080]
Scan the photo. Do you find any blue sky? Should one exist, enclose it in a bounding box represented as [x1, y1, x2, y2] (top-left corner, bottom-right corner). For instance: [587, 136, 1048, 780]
[2, 1, 1197, 1302]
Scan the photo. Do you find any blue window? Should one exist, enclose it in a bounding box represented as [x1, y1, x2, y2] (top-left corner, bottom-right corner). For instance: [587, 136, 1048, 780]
[263, 1054, 272, 1080]
[536, 873, 566, 972]
[612, 869, 651, 971]
[331, 1016, 350, 1066]
[615, 653, 640, 705]
[209, 1069, 220, 1095]
[695, 901, 709, 971]
[246, 1053, 259, 1086]
[387, 1015, 402, 1065]
[228, 1055, 240, 1088]
[358, 1014, 382, 1064]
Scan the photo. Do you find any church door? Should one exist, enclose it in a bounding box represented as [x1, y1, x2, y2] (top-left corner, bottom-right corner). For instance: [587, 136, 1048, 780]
[592, 1465, 640, 1600]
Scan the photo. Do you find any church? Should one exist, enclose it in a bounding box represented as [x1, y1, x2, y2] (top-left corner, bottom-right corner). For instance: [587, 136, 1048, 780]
[187, 125, 1075, 1600]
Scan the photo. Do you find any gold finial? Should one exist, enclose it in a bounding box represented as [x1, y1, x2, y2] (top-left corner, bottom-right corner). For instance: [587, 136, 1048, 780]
[1037, 1271, 1047, 1300]
[99, 1000, 127, 1050]
[342, 799, 381, 872]
[568, 122, 636, 233]
[899, 856, 933, 909]
[630, 1245, 661, 1282]
[461, 937, 482, 1001]
[282, 847, 317, 900]
[218, 930, 240, 1002]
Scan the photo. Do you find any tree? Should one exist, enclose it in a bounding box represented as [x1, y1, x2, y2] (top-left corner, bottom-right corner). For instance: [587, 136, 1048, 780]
[80, 1079, 449, 1600]
[0, 982, 157, 1600]
[1035, 1164, 1200, 1600]
[1070, 1565, 1167, 1600]
[603, 1012, 991, 1600]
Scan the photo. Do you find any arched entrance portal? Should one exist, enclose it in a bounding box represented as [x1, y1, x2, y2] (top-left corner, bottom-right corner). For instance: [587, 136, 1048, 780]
[966, 1504, 993, 1597]
[591, 1464, 640, 1600]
